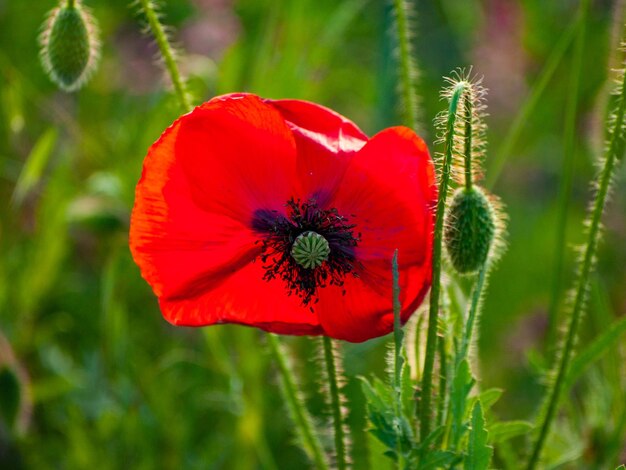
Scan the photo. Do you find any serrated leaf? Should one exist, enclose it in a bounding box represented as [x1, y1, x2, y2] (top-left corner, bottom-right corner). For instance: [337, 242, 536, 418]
[489, 420, 533, 443]
[466, 401, 492, 470]
[12, 128, 58, 206]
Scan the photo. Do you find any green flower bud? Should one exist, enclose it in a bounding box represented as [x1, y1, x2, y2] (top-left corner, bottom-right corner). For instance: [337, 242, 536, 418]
[40, 1, 100, 92]
[444, 187, 495, 274]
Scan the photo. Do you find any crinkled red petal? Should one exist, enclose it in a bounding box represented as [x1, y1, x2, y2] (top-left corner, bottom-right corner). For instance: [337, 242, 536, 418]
[130, 94, 320, 333]
[315, 127, 437, 342]
[267, 98, 367, 206]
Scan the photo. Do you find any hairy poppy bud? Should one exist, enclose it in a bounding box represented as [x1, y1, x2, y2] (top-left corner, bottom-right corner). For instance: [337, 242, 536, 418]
[40, 1, 100, 92]
[444, 186, 495, 274]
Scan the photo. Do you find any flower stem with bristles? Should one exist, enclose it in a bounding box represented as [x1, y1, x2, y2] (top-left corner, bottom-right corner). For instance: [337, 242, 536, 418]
[458, 263, 489, 365]
[267, 334, 329, 470]
[526, 50, 626, 470]
[137, 0, 192, 113]
[391, 0, 421, 133]
[322, 337, 347, 470]
[420, 80, 468, 440]
[392, 249, 406, 469]
[463, 93, 474, 191]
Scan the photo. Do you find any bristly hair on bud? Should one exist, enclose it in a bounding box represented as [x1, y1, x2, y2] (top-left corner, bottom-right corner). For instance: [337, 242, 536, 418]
[436, 69, 506, 274]
[435, 68, 488, 190]
[40, 0, 100, 92]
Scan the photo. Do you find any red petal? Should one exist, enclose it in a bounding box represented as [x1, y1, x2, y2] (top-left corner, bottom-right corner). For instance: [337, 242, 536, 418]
[130, 118, 260, 300]
[316, 126, 437, 341]
[267, 99, 368, 205]
[160, 260, 323, 335]
[316, 262, 431, 342]
[130, 93, 298, 309]
[177, 94, 298, 221]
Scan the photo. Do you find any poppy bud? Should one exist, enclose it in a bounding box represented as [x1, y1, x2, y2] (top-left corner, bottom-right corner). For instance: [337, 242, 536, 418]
[444, 186, 495, 274]
[40, 1, 100, 92]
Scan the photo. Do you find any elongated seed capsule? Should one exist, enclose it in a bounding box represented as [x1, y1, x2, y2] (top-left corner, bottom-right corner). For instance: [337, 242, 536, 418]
[40, 1, 100, 92]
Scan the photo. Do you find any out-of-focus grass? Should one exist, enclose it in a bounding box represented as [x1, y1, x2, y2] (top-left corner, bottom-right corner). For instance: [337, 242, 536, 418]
[0, 0, 625, 468]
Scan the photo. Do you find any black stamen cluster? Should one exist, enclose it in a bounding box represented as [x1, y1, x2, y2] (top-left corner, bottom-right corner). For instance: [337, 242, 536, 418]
[252, 198, 360, 307]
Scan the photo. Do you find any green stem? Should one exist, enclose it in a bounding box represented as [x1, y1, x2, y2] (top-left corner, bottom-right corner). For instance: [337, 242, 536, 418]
[267, 335, 329, 470]
[137, 0, 192, 113]
[463, 90, 473, 191]
[487, 20, 577, 188]
[546, 0, 590, 356]
[67, 0, 76, 8]
[436, 336, 448, 430]
[391, 249, 405, 469]
[392, 0, 420, 133]
[420, 81, 467, 439]
[458, 264, 488, 365]
[526, 59, 626, 470]
[322, 337, 347, 470]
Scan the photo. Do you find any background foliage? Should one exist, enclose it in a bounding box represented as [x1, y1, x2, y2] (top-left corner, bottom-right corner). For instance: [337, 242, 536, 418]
[0, 0, 625, 468]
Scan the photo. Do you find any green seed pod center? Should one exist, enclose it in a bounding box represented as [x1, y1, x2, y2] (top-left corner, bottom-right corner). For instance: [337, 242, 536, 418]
[291, 231, 330, 269]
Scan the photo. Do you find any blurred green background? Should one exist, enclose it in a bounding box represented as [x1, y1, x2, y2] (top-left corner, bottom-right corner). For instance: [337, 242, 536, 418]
[0, 0, 625, 468]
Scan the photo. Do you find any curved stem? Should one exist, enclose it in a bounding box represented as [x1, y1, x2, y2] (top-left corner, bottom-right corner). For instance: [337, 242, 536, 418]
[463, 90, 473, 191]
[322, 337, 347, 470]
[267, 335, 329, 470]
[420, 81, 467, 440]
[526, 59, 626, 470]
[137, 0, 192, 113]
[392, 0, 420, 133]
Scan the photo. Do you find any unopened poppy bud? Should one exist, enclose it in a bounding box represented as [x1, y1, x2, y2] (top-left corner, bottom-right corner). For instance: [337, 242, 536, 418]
[444, 187, 495, 274]
[291, 231, 330, 269]
[40, 1, 100, 92]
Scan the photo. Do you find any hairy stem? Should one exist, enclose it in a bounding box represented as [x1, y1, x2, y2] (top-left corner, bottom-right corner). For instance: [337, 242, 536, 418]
[267, 335, 329, 470]
[137, 0, 192, 113]
[322, 337, 347, 470]
[391, 0, 420, 133]
[391, 249, 406, 469]
[420, 81, 467, 439]
[463, 90, 473, 191]
[526, 60, 626, 470]
[458, 263, 488, 365]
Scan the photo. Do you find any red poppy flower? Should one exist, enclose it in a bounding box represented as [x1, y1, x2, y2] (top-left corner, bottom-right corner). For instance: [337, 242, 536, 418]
[129, 93, 437, 342]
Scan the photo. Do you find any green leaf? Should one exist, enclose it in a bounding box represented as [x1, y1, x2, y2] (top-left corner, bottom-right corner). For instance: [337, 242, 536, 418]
[466, 401, 492, 470]
[489, 420, 533, 443]
[360, 376, 415, 461]
[476, 388, 503, 412]
[420, 450, 459, 470]
[564, 315, 626, 390]
[0, 367, 21, 431]
[12, 128, 58, 206]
